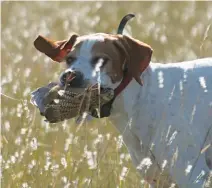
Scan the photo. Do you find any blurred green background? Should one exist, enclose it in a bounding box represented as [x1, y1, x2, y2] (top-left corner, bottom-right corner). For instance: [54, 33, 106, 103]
[1, 1, 212, 188]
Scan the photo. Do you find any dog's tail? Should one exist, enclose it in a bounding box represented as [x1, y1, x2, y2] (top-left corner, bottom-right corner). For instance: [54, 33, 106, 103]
[117, 13, 135, 34]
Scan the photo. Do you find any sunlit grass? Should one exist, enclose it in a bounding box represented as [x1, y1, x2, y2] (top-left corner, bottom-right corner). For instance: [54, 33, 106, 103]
[1, 1, 212, 188]
[1, 99, 142, 187]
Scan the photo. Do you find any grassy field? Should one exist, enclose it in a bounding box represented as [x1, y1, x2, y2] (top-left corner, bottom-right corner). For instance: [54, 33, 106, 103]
[1, 1, 212, 188]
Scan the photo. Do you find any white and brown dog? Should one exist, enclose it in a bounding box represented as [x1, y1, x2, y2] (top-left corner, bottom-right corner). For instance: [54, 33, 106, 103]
[34, 33, 212, 188]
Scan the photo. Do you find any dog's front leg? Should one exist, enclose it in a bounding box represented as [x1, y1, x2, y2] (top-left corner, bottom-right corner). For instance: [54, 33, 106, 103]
[121, 128, 162, 187]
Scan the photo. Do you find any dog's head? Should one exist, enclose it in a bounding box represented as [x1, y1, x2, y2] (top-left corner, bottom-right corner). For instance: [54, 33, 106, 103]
[34, 33, 153, 90]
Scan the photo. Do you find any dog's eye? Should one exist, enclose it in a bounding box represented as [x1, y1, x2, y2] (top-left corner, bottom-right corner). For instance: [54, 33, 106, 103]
[66, 56, 76, 65]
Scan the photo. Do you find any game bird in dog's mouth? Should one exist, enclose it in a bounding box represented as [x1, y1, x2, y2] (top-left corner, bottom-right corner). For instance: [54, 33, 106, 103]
[31, 14, 212, 188]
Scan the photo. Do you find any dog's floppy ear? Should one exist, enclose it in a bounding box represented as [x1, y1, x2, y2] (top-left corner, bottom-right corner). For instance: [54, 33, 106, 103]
[34, 33, 79, 62]
[114, 35, 153, 85]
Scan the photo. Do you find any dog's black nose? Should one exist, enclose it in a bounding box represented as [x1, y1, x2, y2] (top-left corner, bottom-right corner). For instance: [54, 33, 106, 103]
[60, 70, 84, 87]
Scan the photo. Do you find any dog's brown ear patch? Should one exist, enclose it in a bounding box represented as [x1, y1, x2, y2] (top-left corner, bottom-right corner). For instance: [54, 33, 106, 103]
[114, 35, 153, 85]
[34, 33, 78, 62]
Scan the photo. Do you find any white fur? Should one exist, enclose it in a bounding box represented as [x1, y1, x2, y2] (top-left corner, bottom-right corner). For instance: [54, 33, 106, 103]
[109, 58, 212, 188]
[69, 34, 118, 88]
[67, 35, 101, 82]
[69, 38, 212, 187]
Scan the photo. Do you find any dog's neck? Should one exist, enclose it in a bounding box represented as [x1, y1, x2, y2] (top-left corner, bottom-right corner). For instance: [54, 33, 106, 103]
[108, 64, 152, 132]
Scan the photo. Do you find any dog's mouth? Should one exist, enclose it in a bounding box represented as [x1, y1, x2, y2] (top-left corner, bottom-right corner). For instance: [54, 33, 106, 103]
[59, 69, 112, 94]
[59, 70, 86, 88]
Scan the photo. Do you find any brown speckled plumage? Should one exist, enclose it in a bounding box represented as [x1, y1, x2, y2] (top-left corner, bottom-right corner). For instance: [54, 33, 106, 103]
[31, 83, 114, 123]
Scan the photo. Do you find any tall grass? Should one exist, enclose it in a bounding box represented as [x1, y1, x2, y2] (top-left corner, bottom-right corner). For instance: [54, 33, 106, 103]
[1, 1, 212, 187]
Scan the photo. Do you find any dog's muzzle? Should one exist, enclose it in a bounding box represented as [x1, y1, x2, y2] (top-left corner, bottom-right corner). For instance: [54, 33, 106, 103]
[60, 70, 85, 88]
